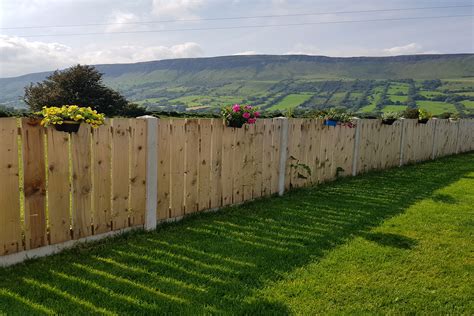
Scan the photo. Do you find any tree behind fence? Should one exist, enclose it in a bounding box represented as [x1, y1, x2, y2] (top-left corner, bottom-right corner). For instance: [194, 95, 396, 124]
[0, 117, 473, 257]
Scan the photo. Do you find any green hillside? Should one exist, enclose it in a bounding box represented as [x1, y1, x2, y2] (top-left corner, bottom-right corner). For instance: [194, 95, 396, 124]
[1, 54, 473, 116]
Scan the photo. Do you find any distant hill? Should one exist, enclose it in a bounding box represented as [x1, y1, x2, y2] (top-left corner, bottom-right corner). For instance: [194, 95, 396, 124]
[1, 54, 473, 113]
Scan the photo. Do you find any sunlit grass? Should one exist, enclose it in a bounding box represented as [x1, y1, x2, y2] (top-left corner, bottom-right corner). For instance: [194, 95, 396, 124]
[0, 153, 473, 314]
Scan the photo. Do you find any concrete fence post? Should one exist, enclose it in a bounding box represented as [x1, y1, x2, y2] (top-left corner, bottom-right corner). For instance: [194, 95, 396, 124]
[431, 119, 438, 160]
[277, 117, 289, 196]
[399, 118, 406, 167]
[351, 118, 361, 176]
[138, 115, 158, 231]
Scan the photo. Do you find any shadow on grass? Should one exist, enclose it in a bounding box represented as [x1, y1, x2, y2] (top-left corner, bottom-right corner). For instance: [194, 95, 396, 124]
[0, 154, 473, 315]
[362, 232, 417, 249]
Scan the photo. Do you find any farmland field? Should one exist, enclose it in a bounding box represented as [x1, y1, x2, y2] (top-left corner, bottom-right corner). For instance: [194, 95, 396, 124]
[267, 94, 313, 111]
[416, 101, 457, 115]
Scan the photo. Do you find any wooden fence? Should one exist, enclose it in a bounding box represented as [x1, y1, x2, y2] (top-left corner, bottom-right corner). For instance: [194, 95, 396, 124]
[1, 117, 473, 261]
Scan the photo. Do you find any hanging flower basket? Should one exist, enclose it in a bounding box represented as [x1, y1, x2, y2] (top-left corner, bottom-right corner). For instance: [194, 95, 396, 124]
[54, 120, 81, 133]
[222, 104, 259, 128]
[37, 105, 105, 133]
[324, 119, 338, 127]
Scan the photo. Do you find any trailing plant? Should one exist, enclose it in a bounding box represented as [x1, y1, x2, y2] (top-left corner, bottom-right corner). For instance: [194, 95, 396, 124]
[38, 105, 105, 128]
[222, 104, 259, 128]
[289, 156, 312, 180]
[418, 109, 432, 121]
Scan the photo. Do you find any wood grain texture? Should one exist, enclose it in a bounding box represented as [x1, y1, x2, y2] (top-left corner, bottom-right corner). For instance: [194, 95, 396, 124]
[46, 128, 71, 244]
[170, 120, 186, 217]
[92, 121, 112, 234]
[0, 118, 22, 255]
[157, 119, 171, 220]
[71, 124, 92, 238]
[21, 118, 47, 249]
[198, 119, 212, 211]
[111, 118, 130, 230]
[129, 119, 147, 227]
[210, 119, 223, 208]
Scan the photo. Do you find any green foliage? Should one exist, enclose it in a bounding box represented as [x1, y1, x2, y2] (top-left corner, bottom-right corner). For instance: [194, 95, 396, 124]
[418, 108, 432, 120]
[403, 108, 420, 119]
[313, 108, 353, 123]
[23, 64, 146, 117]
[381, 111, 402, 120]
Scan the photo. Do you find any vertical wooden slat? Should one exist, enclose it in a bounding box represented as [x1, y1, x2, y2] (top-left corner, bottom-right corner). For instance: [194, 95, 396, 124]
[233, 126, 244, 203]
[210, 119, 223, 209]
[253, 120, 264, 198]
[261, 119, 273, 196]
[198, 119, 212, 211]
[169, 120, 186, 217]
[271, 119, 282, 194]
[311, 120, 323, 184]
[71, 124, 92, 238]
[184, 119, 199, 214]
[111, 118, 130, 230]
[46, 128, 71, 244]
[22, 118, 46, 249]
[243, 124, 254, 201]
[92, 121, 112, 234]
[0, 118, 22, 255]
[221, 125, 234, 206]
[157, 119, 171, 220]
[129, 119, 147, 227]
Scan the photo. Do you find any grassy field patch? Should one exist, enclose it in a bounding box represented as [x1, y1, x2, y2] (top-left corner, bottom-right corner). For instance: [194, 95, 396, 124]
[416, 101, 456, 115]
[268, 94, 313, 111]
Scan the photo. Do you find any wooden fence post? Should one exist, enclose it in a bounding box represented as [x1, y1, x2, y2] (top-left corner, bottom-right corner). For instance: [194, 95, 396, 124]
[138, 116, 158, 231]
[431, 119, 438, 160]
[399, 118, 406, 167]
[277, 118, 289, 196]
[351, 119, 361, 176]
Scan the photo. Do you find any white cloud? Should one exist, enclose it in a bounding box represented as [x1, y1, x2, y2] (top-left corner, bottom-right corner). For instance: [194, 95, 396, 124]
[105, 11, 141, 32]
[383, 43, 439, 55]
[0, 35, 75, 77]
[151, 0, 206, 18]
[80, 42, 204, 64]
[233, 51, 258, 55]
[0, 35, 203, 77]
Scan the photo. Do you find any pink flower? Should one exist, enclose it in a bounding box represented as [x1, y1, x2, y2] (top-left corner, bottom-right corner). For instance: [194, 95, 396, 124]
[245, 105, 252, 110]
[232, 104, 241, 112]
[243, 112, 250, 119]
[248, 118, 256, 124]
[254, 111, 260, 118]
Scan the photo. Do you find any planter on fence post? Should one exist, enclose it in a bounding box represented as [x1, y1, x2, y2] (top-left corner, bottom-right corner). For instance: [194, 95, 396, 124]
[138, 115, 158, 231]
[277, 117, 289, 196]
[351, 119, 361, 176]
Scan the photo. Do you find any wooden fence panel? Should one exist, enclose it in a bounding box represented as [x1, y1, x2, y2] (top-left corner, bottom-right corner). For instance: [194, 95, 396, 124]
[129, 119, 147, 227]
[92, 121, 112, 234]
[381, 122, 402, 169]
[401, 119, 417, 165]
[221, 125, 234, 206]
[211, 119, 224, 208]
[157, 119, 171, 220]
[71, 125, 92, 239]
[415, 120, 435, 161]
[170, 120, 186, 217]
[198, 120, 211, 211]
[334, 124, 355, 177]
[111, 118, 130, 230]
[310, 120, 323, 184]
[261, 119, 273, 196]
[0, 118, 22, 255]
[184, 119, 199, 214]
[22, 119, 47, 250]
[271, 119, 281, 194]
[46, 128, 71, 244]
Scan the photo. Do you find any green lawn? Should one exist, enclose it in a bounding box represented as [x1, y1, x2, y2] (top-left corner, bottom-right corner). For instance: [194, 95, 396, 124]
[416, 100, 457, 115]
[1, 154, 473, 314]
[268, 94, 313, 111]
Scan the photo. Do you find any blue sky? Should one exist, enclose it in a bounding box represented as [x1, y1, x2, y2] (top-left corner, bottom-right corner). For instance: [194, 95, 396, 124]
[0, 0, 472, 77]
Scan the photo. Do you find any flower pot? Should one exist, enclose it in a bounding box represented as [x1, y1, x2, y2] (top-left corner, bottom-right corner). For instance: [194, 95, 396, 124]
[324, 119, 338, 127]
[227, 120, 244, 128]
[418, 118, 429, 124]
[54, 121, 81, 133]
[382, 119, 397, 125]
